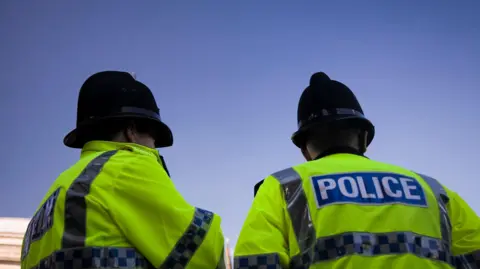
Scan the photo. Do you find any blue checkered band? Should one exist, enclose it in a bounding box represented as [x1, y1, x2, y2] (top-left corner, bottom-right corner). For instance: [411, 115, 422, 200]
[455, 250, 480, 269]
[30, 247, 152, 269]
[288, 231, 453, 268]
[160, 207, 214, 268]
[234, 253, 281, 269]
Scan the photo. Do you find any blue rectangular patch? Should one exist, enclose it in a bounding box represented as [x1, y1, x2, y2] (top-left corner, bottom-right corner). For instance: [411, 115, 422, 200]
[311, 172, 427, 208]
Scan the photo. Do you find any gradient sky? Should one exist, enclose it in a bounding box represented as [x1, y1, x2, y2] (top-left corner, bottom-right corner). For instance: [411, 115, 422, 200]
[1, 1, 479, 249]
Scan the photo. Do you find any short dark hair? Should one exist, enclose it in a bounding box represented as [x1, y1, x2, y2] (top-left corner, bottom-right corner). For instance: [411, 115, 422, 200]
[79, 118, 156, 143]
[305, 125, 362, 152]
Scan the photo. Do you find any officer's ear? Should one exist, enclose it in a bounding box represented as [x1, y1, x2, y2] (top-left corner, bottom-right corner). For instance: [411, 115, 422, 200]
[124, 122, 137, 143]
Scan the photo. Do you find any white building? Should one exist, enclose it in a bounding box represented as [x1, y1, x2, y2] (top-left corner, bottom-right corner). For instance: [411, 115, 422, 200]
[0, 218, 29, 269]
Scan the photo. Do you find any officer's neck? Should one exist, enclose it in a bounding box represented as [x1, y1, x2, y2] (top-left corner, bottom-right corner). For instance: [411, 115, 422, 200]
[311, 146, 365, 160]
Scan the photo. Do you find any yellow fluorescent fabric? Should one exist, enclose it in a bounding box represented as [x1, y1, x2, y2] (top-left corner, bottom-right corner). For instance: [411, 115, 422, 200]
[21, 141, 225, 269]
[234, 153, 474, 269]
[446, 189, 480, 256]
[109, 146, 225, 268]
[234, 176, 292, 268]
[21, 151, 100, 269]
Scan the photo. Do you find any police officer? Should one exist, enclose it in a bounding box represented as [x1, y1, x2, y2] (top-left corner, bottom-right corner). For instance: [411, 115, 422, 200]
[234, 72, 480, 269]
[21, 71, 226, 269]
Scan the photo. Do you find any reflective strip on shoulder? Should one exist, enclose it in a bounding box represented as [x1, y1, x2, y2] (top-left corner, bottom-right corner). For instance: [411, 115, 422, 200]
[234, 253, 281, 269]
[30, 247, 154, 269]
[271, 167, 317, 267]
[62, 150, 118, 248]
[160, 207, 214, 268]
[416, 173, 450, 204]
[416, 172, 453, 265]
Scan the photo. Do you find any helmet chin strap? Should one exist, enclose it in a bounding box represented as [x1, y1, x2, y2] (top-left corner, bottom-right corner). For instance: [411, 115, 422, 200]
[359, 131, 368, 154]
[158, 155, 171, 177]
[301, 147, 314, 161]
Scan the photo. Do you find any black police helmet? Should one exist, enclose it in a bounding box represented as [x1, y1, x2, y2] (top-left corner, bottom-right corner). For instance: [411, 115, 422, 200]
[291, 72, 375, 148]
[63, 71, 173, 149]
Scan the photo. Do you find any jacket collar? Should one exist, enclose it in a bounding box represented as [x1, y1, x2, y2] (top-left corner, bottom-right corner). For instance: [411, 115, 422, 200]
[82, 140, 171, 177]
[81, 140, 161, 159]
[313, 146, 366, 160]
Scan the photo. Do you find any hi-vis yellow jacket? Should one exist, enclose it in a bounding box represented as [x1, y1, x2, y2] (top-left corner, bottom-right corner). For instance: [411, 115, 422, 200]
[234, 153, 480, 269]
[21, 141, 226, 269]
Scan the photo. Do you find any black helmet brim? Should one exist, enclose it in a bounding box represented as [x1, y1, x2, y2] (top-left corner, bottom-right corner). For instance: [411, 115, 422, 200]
[63, 114, 173, 149]
[291, 115, 375, 148]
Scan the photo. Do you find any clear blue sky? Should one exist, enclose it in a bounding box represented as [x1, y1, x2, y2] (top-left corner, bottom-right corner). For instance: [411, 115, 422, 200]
[1, 1, 479, 248]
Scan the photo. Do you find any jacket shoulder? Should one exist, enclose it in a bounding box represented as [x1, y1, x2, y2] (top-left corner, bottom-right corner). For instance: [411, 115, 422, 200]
[364, 158, 451, 204]
[412, 171, 450, 204]
[108, 148, 159, 166]
[101, 149, 169, 181]
[253, 166, 302, 197]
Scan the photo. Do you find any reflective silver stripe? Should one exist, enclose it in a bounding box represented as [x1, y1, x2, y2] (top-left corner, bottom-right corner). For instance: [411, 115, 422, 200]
[30, 247, 152, 269]
[160, 207, 214, 268]
[271, 168, 316, 267]
[309, 231, 451, 264]
[417, 173, 453, 265]
[456, 250, 480, 269]
[234, 253, 282, 269]
[62, 150, 118, 248]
